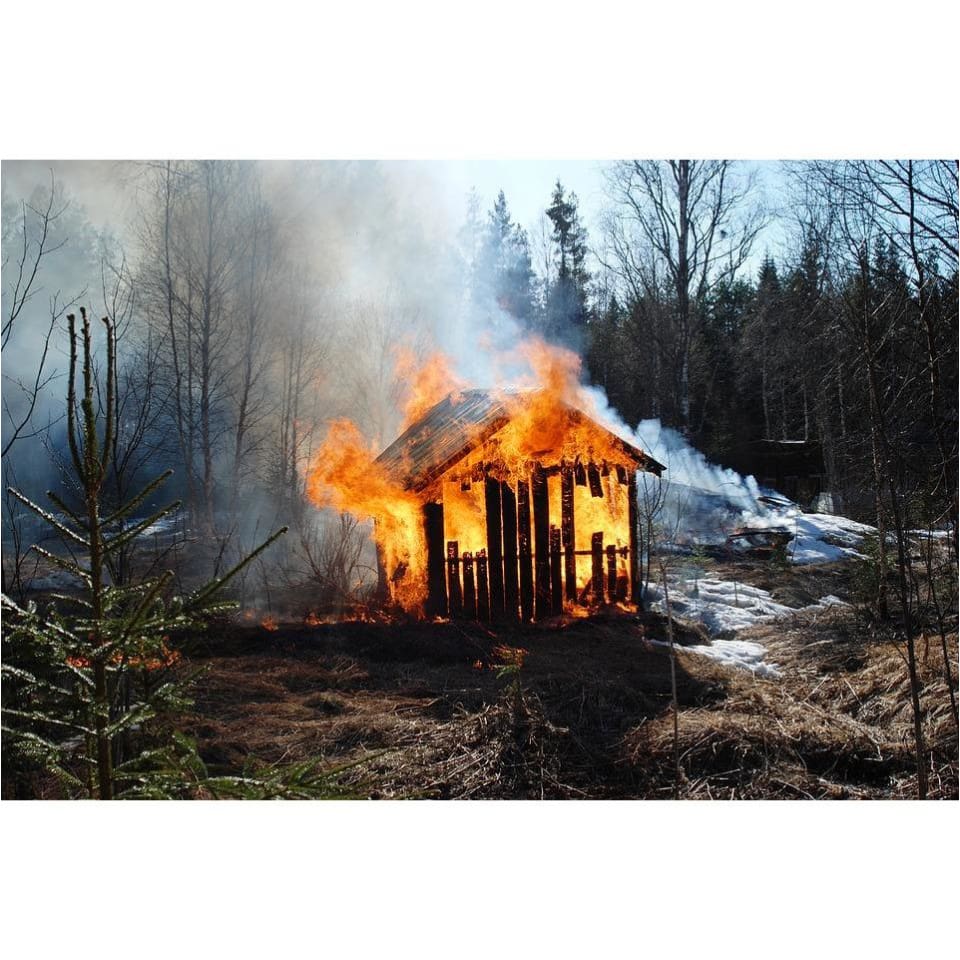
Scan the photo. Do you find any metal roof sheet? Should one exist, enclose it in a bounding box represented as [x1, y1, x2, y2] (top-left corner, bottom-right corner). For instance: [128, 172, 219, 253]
[375, 388, 665, 492]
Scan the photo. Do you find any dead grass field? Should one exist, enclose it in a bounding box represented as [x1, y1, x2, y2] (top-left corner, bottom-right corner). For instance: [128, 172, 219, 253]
[178, 590, 958, 799]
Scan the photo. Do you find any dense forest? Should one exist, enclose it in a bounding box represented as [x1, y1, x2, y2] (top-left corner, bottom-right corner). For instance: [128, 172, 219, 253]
[2, 158, 957, 800]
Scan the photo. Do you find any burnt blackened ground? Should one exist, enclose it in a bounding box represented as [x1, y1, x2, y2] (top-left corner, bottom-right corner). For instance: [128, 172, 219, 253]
[178, 598, 958, 799]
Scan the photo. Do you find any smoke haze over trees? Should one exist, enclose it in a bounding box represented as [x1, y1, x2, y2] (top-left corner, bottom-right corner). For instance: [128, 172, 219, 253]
[2, 159, 957, 606]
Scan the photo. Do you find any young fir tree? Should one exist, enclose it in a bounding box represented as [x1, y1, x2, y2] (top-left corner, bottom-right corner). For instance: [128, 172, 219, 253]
[0, 309, 354, 799]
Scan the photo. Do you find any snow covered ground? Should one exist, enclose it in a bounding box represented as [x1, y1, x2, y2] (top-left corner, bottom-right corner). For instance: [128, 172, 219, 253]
[780, 509, 875, 565]
[646, 569, 852, 679]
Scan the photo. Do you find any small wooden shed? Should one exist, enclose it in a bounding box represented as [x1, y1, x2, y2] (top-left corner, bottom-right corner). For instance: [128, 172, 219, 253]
[375, 389, 665, 622]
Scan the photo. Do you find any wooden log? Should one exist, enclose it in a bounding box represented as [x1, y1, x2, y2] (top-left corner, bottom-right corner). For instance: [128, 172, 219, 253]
[484, 475, 505, 621]
[561, 465, 577, 603]
[550, 526, 563, 615]
[462, 552, 476, 619]
[606, 544, 617, 600]
[446, 541, 462, 618]
[423, 503, 447, 618]
[517, 478, 534, 622]
[588, 462, 603, 498]
[476, 549, 489, 622]
[592, 532, 604, 603]
[574, 461, 587, 486]
[500, 480, 519, 622]
[532, 464, 551, 620]
[628, 471, 641, 608]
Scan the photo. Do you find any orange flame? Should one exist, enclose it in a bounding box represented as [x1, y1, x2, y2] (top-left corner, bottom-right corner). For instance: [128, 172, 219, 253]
[394, 346, 466, 430]
[261, 615, 279, 631]
[305, 419, 427, 610]
[305, 335, 644, 616]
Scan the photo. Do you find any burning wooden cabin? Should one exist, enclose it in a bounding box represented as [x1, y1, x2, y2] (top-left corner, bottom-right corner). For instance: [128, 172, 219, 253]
[374, 389, 665, 621]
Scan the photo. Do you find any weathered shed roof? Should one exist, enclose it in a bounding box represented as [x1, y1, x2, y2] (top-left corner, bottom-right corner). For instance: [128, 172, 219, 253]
[376, 389, 665, 493]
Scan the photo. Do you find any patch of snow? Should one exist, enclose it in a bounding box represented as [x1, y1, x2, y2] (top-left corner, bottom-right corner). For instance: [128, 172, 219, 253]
[728, 499, 876, 565]
[643, 634, 781, 678]
[686, 638, 781, 678]
[646, 577, 793, 638]
[646, 574, 853, 679]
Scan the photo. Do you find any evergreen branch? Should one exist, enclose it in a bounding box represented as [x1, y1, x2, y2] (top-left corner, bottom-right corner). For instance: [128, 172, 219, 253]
[44, 490, 85, 528]
[30, 545, 92, 588]
[44, 592, 94, 610]
[1, 707, 93, 735]
[1, 594, 81, 645]
[101, 469, 174, 527]
[102, 501, 182, 555]
[1, 663, 85, 698]
[117, 571, 174, 642]
[6, 488, 89, 548]
[104, 701, 157, 739]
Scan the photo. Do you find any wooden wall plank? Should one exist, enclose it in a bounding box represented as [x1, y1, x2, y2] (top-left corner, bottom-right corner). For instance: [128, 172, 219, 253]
[517, 479, 534, 622]
[446, 541, 462, 617]
[423, 503, 447, 617]
[476, 549, 489, 622]
[591, 532, 604, 604]
[501, 480, 519, 622]
[532, 464, 551, 620]
[462, 552, 476, 619]
[484, 476, 505, 621]
[561, 465, 577, 603]
[550, 526, 563, 615]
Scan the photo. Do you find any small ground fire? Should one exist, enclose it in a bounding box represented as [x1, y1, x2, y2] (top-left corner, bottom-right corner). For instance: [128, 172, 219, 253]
[306, 339, 664, 620]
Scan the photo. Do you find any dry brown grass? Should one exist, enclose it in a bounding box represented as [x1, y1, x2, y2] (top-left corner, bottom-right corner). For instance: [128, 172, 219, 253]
[625, 609, 958, 799]
[175, 599, 958, 799]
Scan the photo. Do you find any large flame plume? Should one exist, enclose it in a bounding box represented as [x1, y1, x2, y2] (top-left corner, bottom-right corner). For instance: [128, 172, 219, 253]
[305, 418, 426, 609]
[305, 336, 643, 614]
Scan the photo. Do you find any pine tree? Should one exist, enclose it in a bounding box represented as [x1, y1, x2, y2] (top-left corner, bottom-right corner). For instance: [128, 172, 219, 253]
[544, 180, 590, 347]
[1, 309, 289, 798]
[474, 191, 536, 330]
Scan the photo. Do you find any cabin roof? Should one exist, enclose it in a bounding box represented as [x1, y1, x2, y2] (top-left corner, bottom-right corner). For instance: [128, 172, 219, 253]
[375, 389, 665, 493]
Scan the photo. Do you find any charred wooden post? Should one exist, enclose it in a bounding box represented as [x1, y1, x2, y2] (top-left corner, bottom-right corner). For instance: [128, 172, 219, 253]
[476, 549, 489, 622]
[574, 461, 587, 486]
[616, 465, 627, 485]
[517, 478, 534, 622]
[628, 471, 641, 608]
[500, 480, 520, 622]
[592, 532, 604, 603]
[423, 503, 447, 618]
[532, 464, 551, 620]
[484, 475, 505, 621]
[561, 464, 577, 602]
[446, 541, 462, 617]
[462, 552, 477, 619]
[588, 462, 603, 498]
[550, 526, 563, 615]
[606, 544, 617, 600]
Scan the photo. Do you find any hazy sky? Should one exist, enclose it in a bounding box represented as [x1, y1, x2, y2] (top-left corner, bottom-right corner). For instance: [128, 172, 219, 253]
[1, 158, 787, 279]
